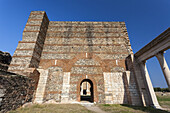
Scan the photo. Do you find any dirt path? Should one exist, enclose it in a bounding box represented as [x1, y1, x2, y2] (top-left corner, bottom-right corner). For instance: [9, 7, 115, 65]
[80, 102, 107, 113]
[85, 106, 107, 113]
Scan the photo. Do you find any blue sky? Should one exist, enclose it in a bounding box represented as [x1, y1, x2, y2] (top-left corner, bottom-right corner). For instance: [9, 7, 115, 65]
[0, 0, 169, 88]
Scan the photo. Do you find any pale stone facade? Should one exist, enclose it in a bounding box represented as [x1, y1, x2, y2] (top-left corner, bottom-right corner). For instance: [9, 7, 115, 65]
[8, 11, 161, 106]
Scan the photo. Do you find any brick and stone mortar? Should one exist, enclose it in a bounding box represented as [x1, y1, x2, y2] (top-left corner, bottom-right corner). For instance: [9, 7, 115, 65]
[38, 20, 141, 104]
[6, 11, 151, 106]
[0, 70, 36, 113]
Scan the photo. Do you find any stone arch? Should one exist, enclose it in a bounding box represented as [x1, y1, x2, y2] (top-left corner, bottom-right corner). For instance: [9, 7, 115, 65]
[39, 59, 66, 70]
[66, 53, 107, 72]
[77, 76, 98, 102]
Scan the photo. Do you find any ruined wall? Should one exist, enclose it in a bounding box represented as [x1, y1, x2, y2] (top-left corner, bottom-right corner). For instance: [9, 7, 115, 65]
[103, 71, 142, 105]
[69, 58, 105, 103]
[44, 67, 63, 102]
[8, 11, 143, 105]
[8, 11, 49, 75]
[104, 72, 128, 104]
[0, 51, 11, 71]
[0, 71, 35, 113]
[38, 21, 139, 104]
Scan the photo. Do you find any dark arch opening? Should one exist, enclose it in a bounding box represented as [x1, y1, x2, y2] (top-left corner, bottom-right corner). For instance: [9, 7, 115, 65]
[80, 79, 94, 102]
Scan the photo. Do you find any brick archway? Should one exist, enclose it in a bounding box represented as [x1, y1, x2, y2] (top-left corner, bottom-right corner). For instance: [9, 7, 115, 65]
[66, 53, 107, 72]
[39, 59, 66, 70]
[77, 76, 98, 102]
[39, 53, 107, 72]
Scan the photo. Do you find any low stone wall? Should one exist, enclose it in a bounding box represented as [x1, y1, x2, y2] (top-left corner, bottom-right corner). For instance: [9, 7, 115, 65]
[0, 70, 35, 113]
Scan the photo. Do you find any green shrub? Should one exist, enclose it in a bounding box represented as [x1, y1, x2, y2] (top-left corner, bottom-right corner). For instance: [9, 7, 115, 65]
[154, 87, 170, 92]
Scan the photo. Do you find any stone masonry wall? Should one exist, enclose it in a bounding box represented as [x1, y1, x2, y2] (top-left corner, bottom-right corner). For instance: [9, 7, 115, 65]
[44, 67, 63, 102]
[104, 72, 128, 104]
[103, 71, 142, 105]
[8, 11, 49, 75]
[0, 70, 35, 113]
[124, 71, 142, 106]
[0, 51, 12, 71]
[40, 21, 131, 73]
[9, 11, 142, 104]
[70, 59, 105, 103]
[125, 55, 150, 106]
[39, 21, 132, 103]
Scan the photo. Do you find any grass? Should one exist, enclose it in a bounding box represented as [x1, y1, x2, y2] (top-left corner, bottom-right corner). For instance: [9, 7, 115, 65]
[98, 92, 170, 113]
[9, 104, 94, 113]
[98, 104, 169, 113]
[9, 92, 170, 113]
[10, 103, 170, 113]
[156, 92, 170, 110]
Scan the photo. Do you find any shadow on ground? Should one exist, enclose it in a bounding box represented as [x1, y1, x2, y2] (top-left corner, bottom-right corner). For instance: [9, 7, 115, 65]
[121, 104, 170, 113]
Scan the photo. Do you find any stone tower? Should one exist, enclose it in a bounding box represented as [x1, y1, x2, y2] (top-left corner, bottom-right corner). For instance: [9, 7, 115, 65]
[8, 11, 152, 106]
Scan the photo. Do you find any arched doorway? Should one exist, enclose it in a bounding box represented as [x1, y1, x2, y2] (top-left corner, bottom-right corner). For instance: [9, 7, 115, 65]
[80, 79, 94, 102]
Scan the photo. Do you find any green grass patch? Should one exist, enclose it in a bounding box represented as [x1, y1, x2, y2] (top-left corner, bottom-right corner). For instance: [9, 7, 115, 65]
[157, 96, 170, 101]
[156, 92, 170, 110]
[103, 104, 111, 106]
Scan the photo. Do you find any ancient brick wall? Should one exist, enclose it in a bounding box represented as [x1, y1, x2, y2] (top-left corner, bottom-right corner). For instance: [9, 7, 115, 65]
[44, 67, 63, 102]
[38, 21, 135, 104]
[0, 71, 35, 113]
[69, 58, 104, 103]
[8, 11, 143, 105]
[8, 11, 49, 75]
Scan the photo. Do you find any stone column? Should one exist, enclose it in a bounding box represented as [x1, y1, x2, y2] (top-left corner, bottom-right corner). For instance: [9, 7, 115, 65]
[80, 85, 83, 95]
[140, 61, 161, 108]
[61, 72, 70, 103]
[86, 82, 91, 95]
[34, 69, 49, 103]
[156, 52, 170, 90]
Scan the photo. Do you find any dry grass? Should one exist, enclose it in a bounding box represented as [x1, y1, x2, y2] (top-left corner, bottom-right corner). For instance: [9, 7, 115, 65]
[98, 92, 170, 113]
[9, 92, 170, 113]
[9, 104, 94, 113]
[156, 92, 170, 110]
[98, 104, 169, 113]
[10, 103, 170, 113]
